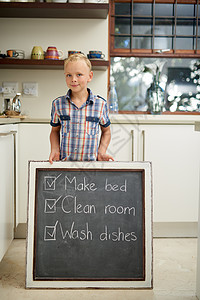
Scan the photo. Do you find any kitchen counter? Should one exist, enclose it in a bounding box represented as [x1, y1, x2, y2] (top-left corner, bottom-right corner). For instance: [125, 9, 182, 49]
[0, 114, 200, 126]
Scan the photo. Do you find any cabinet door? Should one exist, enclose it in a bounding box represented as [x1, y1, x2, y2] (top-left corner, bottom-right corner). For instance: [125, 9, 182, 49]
[139, 124, 200, 223]
[0, 125, 15, 261]
[17, 124, 51, 223]
[108, 123, 139, 161]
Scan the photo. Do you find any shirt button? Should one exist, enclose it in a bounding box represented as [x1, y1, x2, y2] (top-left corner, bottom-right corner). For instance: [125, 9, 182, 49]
[74, 148, 77, 152]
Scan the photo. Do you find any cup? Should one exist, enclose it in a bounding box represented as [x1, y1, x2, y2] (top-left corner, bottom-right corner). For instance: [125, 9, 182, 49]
[7, 49, 25, 59]
[7, 50, 19, 58]
[68, 50, 83, 56]
[87, 50, 105, 59]
[31, 46, 44, 60]
[15, 49, 25, 59]
[45, 46, 64, 60]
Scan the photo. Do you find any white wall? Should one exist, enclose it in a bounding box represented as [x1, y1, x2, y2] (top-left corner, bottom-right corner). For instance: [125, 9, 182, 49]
[0, 17, 108, 118]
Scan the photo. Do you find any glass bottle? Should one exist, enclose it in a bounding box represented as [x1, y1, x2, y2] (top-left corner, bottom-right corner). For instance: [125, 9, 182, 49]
[146, 76, 165, 114]
[108, 80, 119, 114]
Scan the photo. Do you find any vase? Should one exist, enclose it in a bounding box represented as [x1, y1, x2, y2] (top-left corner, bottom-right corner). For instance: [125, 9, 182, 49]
[146, 81, 165, 114]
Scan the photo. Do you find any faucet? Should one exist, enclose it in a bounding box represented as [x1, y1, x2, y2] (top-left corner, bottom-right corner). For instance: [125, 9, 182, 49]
[12, 93, 21, 113]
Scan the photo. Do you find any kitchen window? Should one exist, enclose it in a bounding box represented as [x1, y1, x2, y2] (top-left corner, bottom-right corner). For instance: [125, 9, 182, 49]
[110, 57, 200, 112]
[109, 0, 200, 113]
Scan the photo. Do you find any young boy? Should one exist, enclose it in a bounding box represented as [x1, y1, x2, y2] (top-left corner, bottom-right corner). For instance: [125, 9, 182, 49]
[49, 53, 114, 163]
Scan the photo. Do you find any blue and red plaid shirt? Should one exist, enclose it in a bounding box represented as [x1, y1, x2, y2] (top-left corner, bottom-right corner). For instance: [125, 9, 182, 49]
[50, 88, 111, 161]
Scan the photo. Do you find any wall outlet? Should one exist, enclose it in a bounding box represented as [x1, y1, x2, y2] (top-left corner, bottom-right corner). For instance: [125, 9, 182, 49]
[23, 82, 38, 97]
[3, 82, 18, 96]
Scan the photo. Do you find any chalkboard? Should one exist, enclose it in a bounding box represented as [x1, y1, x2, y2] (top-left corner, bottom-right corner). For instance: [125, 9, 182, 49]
[26, 161, 152, 289]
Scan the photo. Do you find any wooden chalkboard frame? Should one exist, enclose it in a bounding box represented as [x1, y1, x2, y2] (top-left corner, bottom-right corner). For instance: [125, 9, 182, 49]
[26, 161, 152, 289]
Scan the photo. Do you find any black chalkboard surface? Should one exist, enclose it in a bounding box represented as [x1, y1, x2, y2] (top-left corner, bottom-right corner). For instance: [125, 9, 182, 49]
[26, 161, 152, 288]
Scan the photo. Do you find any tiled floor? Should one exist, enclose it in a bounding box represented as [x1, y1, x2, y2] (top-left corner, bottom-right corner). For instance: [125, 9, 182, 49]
[0, 238, 198, 300]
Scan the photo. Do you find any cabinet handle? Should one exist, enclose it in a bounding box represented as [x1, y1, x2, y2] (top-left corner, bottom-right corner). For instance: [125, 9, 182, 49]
[131, 129, 134, 161]
[0, 131, 17, 137]
[142, 130, 145, 161]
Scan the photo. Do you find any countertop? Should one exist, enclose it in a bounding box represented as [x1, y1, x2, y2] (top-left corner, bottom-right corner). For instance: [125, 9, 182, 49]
[1, 114, 200, 126]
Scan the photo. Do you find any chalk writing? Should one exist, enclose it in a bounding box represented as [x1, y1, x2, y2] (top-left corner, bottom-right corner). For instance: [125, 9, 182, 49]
[104, 204, 136, 216]
[61, 195, 96, 214]
[105, 179, 127, 192]
[59, 221, 93, 241]
[41, 172, 140, 245]
[65, 176, 97, 191]
[99, 226, 137, 242]
[43, 221, 138, 243]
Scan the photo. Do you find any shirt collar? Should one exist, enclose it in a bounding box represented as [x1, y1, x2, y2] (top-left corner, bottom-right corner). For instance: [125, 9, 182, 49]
[66, 88, 94, 105]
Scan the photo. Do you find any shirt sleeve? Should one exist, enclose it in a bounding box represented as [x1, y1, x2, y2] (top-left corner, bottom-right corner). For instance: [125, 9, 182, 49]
[50, 100, 61, 127]
[99, 100, 111, 128]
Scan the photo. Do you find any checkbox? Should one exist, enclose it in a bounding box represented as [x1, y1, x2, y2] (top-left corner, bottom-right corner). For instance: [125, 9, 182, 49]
[44, 199, 57, 213]
[44, 196, 62, 213]
[44, 174, 62, 191]
[44, 221, 58, 241]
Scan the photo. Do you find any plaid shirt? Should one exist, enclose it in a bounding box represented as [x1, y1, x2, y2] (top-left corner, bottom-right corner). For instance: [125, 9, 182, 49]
[50, 89, 111, 161]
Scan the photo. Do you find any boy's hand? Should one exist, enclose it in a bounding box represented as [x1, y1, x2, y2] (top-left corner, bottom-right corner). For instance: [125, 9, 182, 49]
[97, 152, 114, 161]
[49, 151, 60, 164]
[97, 126, 114, 161]
[49, 126, 61, 164]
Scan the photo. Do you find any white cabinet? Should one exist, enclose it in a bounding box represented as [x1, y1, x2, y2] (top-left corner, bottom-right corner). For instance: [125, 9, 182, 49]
[139, 124, 200, 223]
[17, 123, 51, 224]
[108, 122, 200, 226]
[0, 124, 17, 261]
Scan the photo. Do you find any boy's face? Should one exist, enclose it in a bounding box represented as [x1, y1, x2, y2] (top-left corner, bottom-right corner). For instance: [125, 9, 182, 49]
[64, 60, 93, 94]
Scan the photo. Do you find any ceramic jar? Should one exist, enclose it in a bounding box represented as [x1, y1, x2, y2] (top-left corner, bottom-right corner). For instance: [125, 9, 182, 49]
[31, 46, 44, 60]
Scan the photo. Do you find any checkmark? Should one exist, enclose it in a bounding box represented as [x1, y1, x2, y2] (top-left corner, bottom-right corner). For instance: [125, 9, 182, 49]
[44, 174, 62, 190]
[44, 196, 62, 213]
[44, 221, 58, 241]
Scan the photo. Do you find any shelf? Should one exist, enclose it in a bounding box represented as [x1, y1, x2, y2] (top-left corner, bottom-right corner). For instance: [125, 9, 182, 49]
[0, 58, 109, 71]
[0, 2, 109, 19]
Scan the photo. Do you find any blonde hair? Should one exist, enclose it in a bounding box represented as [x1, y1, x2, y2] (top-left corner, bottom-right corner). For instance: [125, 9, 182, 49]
[64, 53, 92, 72]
